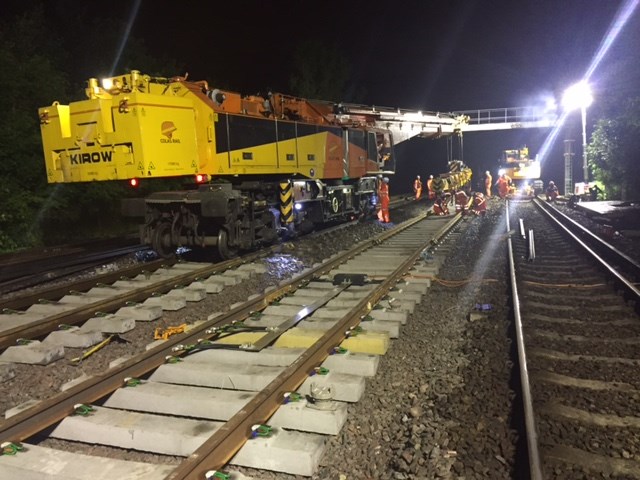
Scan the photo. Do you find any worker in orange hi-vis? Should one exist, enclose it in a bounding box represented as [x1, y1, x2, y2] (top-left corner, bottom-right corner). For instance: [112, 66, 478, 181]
[379, 177, 390, 223]
[376, 174, 384, 221]
[427, 175, 435, 199]
[433, 194, 449, 215]
[484, 170, 493, 198]
[472, 192, 487, 216]
[495, 173, 511, 199]
[413, 175, 423, 200]
[454, 188, 470, 214]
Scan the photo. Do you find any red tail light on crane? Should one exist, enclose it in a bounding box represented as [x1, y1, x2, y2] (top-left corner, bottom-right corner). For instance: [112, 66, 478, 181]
[196, 174, 208, 183]
[130, 178, 139, 187]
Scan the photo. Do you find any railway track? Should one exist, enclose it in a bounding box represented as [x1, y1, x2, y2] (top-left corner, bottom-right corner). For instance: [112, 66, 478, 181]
[0, 195, 427, 348]
[0, 238, 147, 295]
[0, 207, 464, 479]
[508, 198, 640, 479]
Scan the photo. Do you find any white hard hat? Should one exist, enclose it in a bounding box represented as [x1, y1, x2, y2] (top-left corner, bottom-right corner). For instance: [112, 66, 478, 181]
[429, 175, 434, 179]
[417, 175, 420, 179]
[383, 177, 389, 183]
[485, 171, 490, 175]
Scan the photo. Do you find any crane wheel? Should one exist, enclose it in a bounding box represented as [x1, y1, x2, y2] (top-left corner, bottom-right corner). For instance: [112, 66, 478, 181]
[152, 222, 175, 259]
[216, 228, 237, 260]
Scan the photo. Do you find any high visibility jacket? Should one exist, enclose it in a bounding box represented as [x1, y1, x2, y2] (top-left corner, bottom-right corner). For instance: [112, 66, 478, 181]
[484, 174, 492, 197]
[426, 178, 435, 199]
[433, 201, 449, 216]
[496, 176, 511, 198]
[414, 178, 422, 199]
[473, 194, 487, 215]
[379, 183, 390, 222]
[455, 191, 469, 211]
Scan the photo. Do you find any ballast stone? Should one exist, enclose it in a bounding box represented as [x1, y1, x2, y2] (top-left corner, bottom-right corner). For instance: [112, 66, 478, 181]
[0, 361, 16, 383]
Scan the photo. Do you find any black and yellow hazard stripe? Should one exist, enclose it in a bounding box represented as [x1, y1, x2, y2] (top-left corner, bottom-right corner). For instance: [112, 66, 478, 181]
[448, 160, 463, 173]
[431, 176, 446, 195]
[279, 181, 293, 224]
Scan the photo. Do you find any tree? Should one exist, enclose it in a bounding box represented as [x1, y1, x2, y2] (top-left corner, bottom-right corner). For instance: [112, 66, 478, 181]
[288, 40, 351, 102]
[587, 97, 640, 201]
[0, 5, 69, 250]
[0, 2, 181, 251]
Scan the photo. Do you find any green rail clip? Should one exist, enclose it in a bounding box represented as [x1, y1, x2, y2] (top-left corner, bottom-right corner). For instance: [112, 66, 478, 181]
[205, 470, 230, 479]
[124, 377, 141, 387]
[283, 392, 303, 404]
[73, 404, 95, 416]
[251, 424, 273, 438]
[311, 367, 329, 376]
[1, 442, 24, 456]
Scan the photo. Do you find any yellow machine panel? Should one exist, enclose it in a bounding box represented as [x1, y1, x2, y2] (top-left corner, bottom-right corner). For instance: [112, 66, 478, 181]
[39, 90, 200, 183]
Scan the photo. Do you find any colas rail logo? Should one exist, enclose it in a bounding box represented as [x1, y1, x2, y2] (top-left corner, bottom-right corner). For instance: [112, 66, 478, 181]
[160, 121, 181, 143]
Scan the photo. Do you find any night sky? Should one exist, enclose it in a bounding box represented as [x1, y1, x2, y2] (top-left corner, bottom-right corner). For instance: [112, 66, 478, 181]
[9, 0, 640, 193]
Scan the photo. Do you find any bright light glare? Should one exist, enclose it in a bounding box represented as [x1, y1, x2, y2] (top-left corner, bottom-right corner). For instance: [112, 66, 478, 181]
[102, 78, 113, 90]
[584, 0, 639, 81]
[562, 82, 593, 111]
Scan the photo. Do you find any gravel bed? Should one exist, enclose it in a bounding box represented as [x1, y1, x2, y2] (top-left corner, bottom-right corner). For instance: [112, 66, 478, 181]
[539, 418, 640, 462]
[7, 197, 523, 478]
[5, 196, 639, 478]
[233, 198, 520, 479]
[553, 201, 640, 264]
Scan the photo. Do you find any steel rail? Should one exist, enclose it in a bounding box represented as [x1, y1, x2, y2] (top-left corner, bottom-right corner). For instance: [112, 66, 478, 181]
[533, 198, 640, 308]
[0, 247, 280, 348]
[0, 210, 414, 347]
[167, 213, 463, 479]
[506, 201, 543, 480]
[535, 198, 640, 273]
[0, 259, 174, 311]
